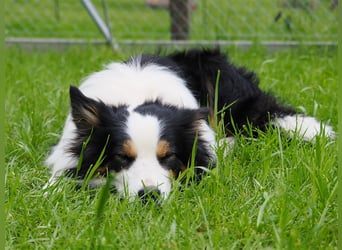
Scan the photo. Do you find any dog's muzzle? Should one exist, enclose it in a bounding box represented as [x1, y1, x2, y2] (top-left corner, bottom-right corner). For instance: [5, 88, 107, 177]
[137, 186, 162, 203]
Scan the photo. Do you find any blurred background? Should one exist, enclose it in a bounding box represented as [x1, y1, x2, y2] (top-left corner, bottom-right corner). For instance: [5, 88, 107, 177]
[5, 0, 338, 49]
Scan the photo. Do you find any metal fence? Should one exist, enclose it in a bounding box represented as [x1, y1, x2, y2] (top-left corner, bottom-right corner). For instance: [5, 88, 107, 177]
[5, 0, 338, 46]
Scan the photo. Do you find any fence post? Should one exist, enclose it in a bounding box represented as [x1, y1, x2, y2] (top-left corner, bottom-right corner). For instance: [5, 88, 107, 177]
[80, 0, 119, 50]
[170, 0, 190, 40]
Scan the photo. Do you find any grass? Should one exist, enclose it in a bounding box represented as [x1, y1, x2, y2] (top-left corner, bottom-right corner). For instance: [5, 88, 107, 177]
[5, 0, 338, 41]
[5, 45, 337, 249]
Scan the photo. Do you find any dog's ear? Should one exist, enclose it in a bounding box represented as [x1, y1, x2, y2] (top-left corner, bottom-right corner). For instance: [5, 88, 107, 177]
[69, 86, 104, 129]
[170, 107, 210, 131]
[182, 107, 209, 124]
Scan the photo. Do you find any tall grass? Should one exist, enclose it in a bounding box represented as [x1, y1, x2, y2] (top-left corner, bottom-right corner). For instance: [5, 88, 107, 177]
[5, 46, 337, 249]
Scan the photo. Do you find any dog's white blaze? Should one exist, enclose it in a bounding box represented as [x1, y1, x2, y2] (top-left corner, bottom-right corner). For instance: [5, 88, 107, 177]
[274, 115, 335, 141]
[114, 111, 171, 199]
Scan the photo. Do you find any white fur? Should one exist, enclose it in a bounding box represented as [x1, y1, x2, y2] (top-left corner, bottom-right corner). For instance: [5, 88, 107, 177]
[79, 61, 199, 109]
[217, 137, 236, 156]
[198, 120, 217, 160]
[273, 115, 335, 141]
[44, 115, 78, 187]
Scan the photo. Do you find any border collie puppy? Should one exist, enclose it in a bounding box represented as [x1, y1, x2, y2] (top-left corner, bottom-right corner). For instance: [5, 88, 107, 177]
[45, 49, 335, 200]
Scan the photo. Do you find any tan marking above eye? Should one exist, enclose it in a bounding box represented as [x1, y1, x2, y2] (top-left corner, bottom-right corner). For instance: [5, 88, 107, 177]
[157, 140, 171, 159]
[122, 140, 137, 158]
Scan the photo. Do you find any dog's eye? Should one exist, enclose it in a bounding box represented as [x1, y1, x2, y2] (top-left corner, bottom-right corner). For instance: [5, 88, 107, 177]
[158, 152, 175, 162]
[115, 154, 135, 164]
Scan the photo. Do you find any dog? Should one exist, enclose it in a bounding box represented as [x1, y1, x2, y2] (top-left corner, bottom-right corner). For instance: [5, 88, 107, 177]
[45, 49, 335, 200]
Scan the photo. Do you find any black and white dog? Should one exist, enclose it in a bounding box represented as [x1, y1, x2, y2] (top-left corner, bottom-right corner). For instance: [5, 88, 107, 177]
[45, 49, 334, 200]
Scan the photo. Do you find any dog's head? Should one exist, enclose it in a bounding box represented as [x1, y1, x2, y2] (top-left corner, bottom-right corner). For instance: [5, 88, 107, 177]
[67, 86, 216, 200]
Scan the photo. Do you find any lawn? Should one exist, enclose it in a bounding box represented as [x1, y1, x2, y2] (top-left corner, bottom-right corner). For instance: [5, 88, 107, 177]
[5, 45, 337, 249]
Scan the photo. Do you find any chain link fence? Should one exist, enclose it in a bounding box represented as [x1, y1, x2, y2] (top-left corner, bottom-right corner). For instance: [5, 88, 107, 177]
[5, 0, 338, 46]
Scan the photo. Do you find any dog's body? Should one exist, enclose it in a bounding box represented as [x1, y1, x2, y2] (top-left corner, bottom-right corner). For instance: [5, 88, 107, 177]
[46, 49, 334, 199]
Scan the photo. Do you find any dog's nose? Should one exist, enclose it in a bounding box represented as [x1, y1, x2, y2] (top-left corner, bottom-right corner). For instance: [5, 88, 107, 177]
[137, 186, 161, 202]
